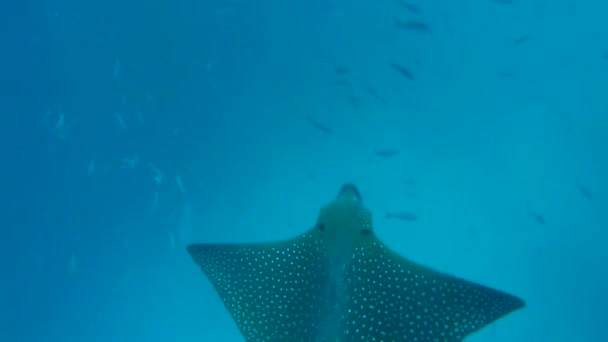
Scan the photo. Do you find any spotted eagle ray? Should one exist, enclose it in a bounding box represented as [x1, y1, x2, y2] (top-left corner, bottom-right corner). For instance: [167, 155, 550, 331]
[188, 184, 525, 341]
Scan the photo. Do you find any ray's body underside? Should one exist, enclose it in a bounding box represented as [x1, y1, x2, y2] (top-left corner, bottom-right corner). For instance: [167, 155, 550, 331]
[188, 184, 525, 341]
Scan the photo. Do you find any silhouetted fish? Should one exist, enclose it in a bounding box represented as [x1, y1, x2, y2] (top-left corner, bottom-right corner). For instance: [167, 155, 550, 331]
[188, 184, 525, 341]
[306, 116, 334, 135]
[347, 95, 361, 109]
[525, 202, 545, 225]
[375, 149, 400, 157]
[511, 34, 531, 47]
[366, 87, 388, 106]
[499, 71, 516, 78]
[403, 179, 418, 186]
[577, 183, 594, 201]
[395, 18, 432, 35]
[386, 211, 418, 221]
[398, 0, 423, 14]
[335, 66, 350, 75]
[390, 62, 415, 80]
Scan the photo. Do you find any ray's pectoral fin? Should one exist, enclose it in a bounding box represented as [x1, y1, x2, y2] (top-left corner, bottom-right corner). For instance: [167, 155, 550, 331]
[187, 184, 525, 341]
[342, 235, 525, 341]
[187, 229, 329, 341]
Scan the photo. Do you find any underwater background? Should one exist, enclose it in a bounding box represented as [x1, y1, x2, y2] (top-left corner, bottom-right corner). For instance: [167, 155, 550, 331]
[2, 0, 607, 341]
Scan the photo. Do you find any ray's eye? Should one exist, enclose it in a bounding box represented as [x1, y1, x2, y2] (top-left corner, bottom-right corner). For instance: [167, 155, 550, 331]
[361, 229, 372, 237]
[317, 223, 325, 232]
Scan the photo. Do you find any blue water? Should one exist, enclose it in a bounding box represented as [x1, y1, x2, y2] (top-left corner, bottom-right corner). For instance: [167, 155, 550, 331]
[2, 0, 607, 340]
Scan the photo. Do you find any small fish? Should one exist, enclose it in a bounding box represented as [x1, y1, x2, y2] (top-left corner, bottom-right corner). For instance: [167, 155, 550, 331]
[499, 71, 516, 78]
[375, 149, 399, 157]
[306, 116, 334, 135]
[149, 163, 164, 185]
[169, 229, 176, 250]
[29, 33, 40, 47]
[112, 58, 121, 80]
[181, 160, 204, 187]
[525, 202, 545, 225]
[366, 87, 387, 106]
[54, 111, 65, 131]
[136, 110, 145, 125]
[395, 19, 432, 35]
[398, 0, 422, 14]
[577, 183, 594, 201]
[88, 160, 96, 176]
[188, 184, 525, 341]
[40, 109, 52, 126]
[112, 272, 132, 294]
[52, 111, 72, 142]
[469, 225, 479, 238]
[386, 211, 418, 221]
[347, 95, 361, 109]
[335, 66, 350, 75]
[403, 179, 418, 186]
[176, 175, 186, 194]
[115, 112, 127, 131]
[120, 155, 138, 169]
[68, 253, 78, 277]
[511, 34, 531, 47]
[390, 62, 415, 80]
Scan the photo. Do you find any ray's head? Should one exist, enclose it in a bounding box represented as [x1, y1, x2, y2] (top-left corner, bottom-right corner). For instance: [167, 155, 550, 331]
[336, 183, 362, 202]
[314, 184, 373, 243]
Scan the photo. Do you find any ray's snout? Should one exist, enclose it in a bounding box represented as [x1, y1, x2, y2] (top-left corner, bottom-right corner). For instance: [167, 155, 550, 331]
[338, 183, 362, 202]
